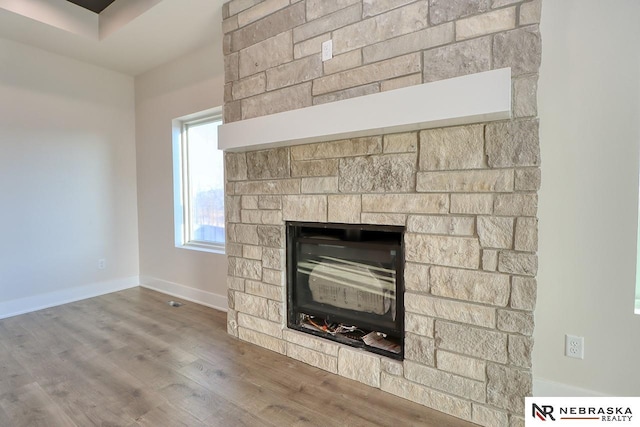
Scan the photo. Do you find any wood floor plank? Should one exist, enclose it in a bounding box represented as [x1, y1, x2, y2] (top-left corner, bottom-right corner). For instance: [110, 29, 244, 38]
[0, 288, 478, 427]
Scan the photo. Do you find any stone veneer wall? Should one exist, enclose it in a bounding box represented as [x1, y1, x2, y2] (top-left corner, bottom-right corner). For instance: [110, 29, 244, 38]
[222, 1, 542, 426]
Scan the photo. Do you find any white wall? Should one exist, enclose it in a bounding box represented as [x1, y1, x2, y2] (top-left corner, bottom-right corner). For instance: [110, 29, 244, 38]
[537, 0, 640, 395]
[0, 38, 139, 317]
[135, 44, 228, 310]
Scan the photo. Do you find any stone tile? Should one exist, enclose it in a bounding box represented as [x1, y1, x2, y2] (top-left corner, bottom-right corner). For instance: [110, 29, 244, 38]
[224, 100, 241, 123]
[291, 137, 382, 160]
[404, 361, 486, 402]
[287, 342, 337, 373]
[283, 329, 339, 356]
[511, 277, 537, 310]
[227, 276, 245, 292]
[257, 225, 283, 248]
[472, 404, 509, 427]
[381, 73, 423, 92]
[435, 320, 508, 363]
[267, 300, 283, 323]
[293, 3, 362, 43]
[430, 266, 510, 306]
[313, 83, 380, 106]
[381, 373, 472, 421]
[520, 0, 542, 25]
[238, 31, 293, 78]
[482, 249, 499, 271]
[509, 335, 534, 368]
[404, 262, 429, 293]
[514, 217, 538, 252]
[261, 210, 283, 225]
[363, 0, 416, 17]
[405, 313, 434, 338]
[301, 176, 339, 193]
[408, 215, 474, 236]
[450, 194, 494, 215]
[419, 124, 485, 171]
[235, 179, 300, 195]
[417, 170, 514, 193]
[235, 292, 269, 318]
[226, 243, 243, 258]
[258, 195, 282, 209]
[405, 294, 496, 328]
[487, 364, 531, 413]
[513, 75, 538, 118]
[226, 196, 242, 223]
[486, 119, 540, 167]
[333, 2, 428, 55]
[242, 195, 259, 209]
[423, 36, 491, 83]
[234, 258, 263, 280]
[227, 309, 238, 336]
[313, 53, 421, 95]
[327, 194, 361, 223]
[456, 7, 516, 41]
[360, 213, 407, 226]
[363, 23, 454, 64]
[294, 33, 331, 59]
[245, 280, 282, 301]
[266, 54, 323, 91]
[282, 195, 327, 222]
[306, 0, 360, 20]
[224, 82, 233, 103]
[246, 147, 290, 180]
[498, 252, 537, 276]
[222, 15, 238, 35]
[237, 0, 289, 28]
[515, 168, 541, 191]
[477, 216, 514, 249]
[511, 416, 525, 427]
[323, 49, 362, 75]
[429, 0, 491, 25]
[225, 52, 239, 83]
[339, 153, 417, 193]
[404, 333, 435, 366]
[405, 234, 480, 269]
[491, 0, 520, 6]
[232, 3, 304, 52]
[338, 348, 381, 387]
[362, 194, 448, 214]
[242, 83, 312, 120]
[227, 290, 236, 310]
[381, 359, 403, 376]
[231, 224, 259, 245]
[437, 350, 486, 382]
[242, 245, 262, 260]
[238, 313, 283, 338]
[262, 247, 284, 270]
[493, 26, 542, 76]
[239, 328, 286, 354]
[497, 310, 534, 336]
[383, 132, 417, 153]
[263, 268, 284, 286]
[292, 159, 339, 177]
[228, 0, 261, 17]
[232, 73, 266, 100]
[494, 194, 537, 216]
[225, 152, 248, 181]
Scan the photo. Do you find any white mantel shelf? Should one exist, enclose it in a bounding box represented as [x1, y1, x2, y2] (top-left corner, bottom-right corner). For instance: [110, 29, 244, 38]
[218, 68, 511, 152]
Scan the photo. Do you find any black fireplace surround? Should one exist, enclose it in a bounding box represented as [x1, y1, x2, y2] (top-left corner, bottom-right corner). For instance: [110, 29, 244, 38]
[286, 222, 405, 359]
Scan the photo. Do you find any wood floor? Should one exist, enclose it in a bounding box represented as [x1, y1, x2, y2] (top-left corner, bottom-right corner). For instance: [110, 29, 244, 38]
[0, 288, 477, 426]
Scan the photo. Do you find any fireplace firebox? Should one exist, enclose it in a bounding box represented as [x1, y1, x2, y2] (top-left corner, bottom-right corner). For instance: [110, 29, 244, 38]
[286, 222, 404, 359]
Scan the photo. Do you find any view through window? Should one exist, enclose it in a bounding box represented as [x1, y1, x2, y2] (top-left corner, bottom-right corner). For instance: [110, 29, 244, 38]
[178, 116, 225, 251]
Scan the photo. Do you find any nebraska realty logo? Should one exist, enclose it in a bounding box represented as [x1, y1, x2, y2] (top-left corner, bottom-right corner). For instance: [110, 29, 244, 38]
[525, 397, 640, 425]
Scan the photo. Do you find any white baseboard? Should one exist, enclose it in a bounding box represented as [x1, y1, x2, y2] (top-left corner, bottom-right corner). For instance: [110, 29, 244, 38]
[140, 276, 228, 312]
[0, 276, 140, 320]
[534, 377, 608, 397]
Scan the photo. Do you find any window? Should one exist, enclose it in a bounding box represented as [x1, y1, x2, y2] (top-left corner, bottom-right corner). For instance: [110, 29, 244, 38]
[173, 109, 225, 253]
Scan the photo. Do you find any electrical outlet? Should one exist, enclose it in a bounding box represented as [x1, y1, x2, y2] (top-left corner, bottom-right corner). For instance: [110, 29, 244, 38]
[98, 258, 106, 270]
[321, 39, 333, 61]
[565, 334, 584, 359]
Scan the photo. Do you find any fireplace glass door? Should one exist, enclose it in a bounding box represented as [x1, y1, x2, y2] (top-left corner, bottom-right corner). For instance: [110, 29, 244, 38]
[287, 222, 404, 359]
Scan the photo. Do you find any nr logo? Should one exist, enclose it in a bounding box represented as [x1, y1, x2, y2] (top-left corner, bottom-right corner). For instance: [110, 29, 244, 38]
[533, 403, 556, 421]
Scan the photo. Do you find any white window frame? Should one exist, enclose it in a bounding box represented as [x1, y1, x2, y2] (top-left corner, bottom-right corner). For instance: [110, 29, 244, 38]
[172, 107, 225, 254]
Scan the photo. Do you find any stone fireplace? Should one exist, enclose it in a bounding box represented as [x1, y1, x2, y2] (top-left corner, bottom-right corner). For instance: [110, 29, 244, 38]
[221, 1, 541, 425]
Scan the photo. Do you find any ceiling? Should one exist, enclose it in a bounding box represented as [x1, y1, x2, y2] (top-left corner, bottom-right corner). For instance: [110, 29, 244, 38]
[0, 0, 225, 76]
[67, 0, 117, 14]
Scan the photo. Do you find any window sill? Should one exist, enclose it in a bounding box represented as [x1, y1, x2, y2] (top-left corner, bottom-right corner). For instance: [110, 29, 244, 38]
[176, 243, 225, 255]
